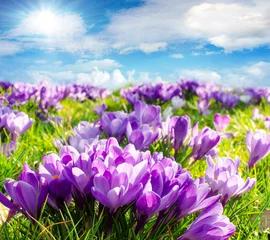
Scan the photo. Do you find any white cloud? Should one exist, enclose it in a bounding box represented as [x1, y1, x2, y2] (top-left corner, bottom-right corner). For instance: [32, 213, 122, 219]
[76, 67, 127, 89]
[119, 42, 167, 54]
[29, 59, 122, 73]
[155, 76, 163, 82]
[127, 69, 136, 81]
[111, 69, 127, 85]
[76, 68, 110, 86]
[119, 47, 136, 55]
[0, 40, 22, 56]
[131, 72, 164, 84]
[29, 67, 127, 89]
[171, 53, 184, 59]
[61, 59, 122, 72]
[191, 50, 223, 56]
[104, 0, 270, 52]
[246, 62, 270, 79]
[2, 12, 108, 56]
[1, 0, 270, 57]
[139, 42, 167, 54]
[105, 0, 194, 44]
[113, 42, 126, 49]
[172, 61, 270, 87]
[179, 69, 222, 83]
[75, 59, 122, 71]
[28, 71, 53, 83]
[185, 2, 270, 51]
[205, 51, 222, 55]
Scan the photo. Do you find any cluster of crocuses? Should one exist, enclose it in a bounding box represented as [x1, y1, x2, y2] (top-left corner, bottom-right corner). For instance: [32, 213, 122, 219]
[58, 102, 270, 171]
[0, 104, 33, 157]
[120, 80, 270, 116]
[0, 81, 110, 113]
[61, 101, 220, 167]
[1, 136, 258, 238]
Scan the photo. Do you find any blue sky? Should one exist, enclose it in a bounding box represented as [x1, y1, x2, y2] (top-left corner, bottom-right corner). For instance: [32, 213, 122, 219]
[0, 0, 270, 88]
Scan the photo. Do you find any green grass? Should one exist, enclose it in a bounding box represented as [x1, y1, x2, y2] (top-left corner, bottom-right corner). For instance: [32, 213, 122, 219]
[0, 93, 269, 239]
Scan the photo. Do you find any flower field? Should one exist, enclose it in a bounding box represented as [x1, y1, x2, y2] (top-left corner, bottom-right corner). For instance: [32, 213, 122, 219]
[0, 80, 269, 240]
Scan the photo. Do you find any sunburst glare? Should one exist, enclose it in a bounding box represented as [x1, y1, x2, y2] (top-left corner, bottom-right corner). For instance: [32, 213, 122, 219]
[34, 10, 57, 35]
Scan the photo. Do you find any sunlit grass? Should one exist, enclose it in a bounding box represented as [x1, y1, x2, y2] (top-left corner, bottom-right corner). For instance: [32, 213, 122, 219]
[0, 92, 269, 239]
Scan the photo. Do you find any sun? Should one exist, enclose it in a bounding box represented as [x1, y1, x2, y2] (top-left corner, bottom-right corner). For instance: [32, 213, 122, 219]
[34, 10, 57, 35]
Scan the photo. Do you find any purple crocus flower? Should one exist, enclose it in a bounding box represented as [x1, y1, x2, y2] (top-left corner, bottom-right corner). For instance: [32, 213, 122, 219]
[170, 116, 191, 154]
[246, 130, 270, 169]
[100, 112, 128, 142]
[69, 135, 92, 153]
[93, 103, 107, 116]
[198, 100, 212, 116]
[190, 127, 220, 161]
[205, 156, 256, 205]
[120, 87, 140, 105]
[0, 105, 12, 128]
[39, 154, 72, 209]
[175, 178, 221, 220]
[126, 122, 159, 150]
[178, 202, 235, 240]
[213, 114, 230, 132]
[60, 145, 80, 165]
[134, 101, 162, 128]
[135, 156, 191, 233]
[5, 112, 33, 140]
[69, 121, 101, 153]
[136, 161, 181, 217]
[0, 163, 48, 220]
[158, 83, 181, 101]
[92, 160, 148, 212]
[74, 121, 101, 139]
[63, 153, 93, 204]
[216, 92, 239, 109]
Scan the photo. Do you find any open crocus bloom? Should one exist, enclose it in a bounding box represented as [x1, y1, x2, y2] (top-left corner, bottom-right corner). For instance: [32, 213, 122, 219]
[205, 156, 256, 205]
[190, 127, 220, 161]
[0, 163, 48, 220]
[178, 202, 235, 240]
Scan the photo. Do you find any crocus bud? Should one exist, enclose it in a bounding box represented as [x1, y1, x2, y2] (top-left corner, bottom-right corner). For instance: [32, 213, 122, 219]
[246, 130, 270, 169]
[171, 116, 191, 152]
[190, 127, 220, 161]
[213, 113, 230, 132]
